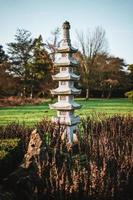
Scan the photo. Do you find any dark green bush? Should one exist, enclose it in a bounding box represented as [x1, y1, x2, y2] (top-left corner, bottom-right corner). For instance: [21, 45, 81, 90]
[0, 139, 23, 181]
[0, 123, 32, 151]
[125, 90, 133, 101]
[0, 123, 32, 181]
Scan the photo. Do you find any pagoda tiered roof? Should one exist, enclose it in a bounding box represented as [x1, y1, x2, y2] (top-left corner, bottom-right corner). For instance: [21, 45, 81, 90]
[49, 101, 81, 110]
[54, 56, 78, 67]
[52, 72, 80, 81]
[57, 45, 78, 53]
[51, 86, 81, 95]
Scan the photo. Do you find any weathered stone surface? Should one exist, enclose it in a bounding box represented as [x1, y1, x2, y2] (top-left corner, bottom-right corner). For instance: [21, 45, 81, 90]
[22, 129, 45, 176]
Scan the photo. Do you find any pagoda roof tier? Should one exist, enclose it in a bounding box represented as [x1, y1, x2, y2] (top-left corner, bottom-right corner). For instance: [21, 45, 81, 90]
[49, 101, 81, 110]
[51, 116, 80, 126]
[57, 45, 78, 53]
[52, 72, 80, 81]
[51, 87, 81, 95]
[54, 56, 78, 67]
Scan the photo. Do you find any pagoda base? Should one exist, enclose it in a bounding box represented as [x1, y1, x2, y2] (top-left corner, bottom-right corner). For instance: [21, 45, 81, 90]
[49, 101, 81, 110]
[51, 116, 78, 143]
[66, 125, 78, 143]
[51, 116, 80, 126]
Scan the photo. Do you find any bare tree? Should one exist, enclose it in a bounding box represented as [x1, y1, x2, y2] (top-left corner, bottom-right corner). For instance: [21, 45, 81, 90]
[76, 26, 108, 99]
[44, 28, 60, 100]
[45, 28, 60, 68]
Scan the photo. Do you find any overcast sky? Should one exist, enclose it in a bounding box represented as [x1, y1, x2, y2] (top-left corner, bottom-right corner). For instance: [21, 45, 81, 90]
[0, 0, 132, 64]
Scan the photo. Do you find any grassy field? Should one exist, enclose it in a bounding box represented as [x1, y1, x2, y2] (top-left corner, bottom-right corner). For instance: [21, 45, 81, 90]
[0, 98, 133, 126]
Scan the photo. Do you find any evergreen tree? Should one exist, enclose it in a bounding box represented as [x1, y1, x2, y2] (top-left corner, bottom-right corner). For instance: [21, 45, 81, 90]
[29, 35, 53, 98]
[0, 45, 17, 96]
[8, 29, 33, 96]
[8, 29, 53, 98]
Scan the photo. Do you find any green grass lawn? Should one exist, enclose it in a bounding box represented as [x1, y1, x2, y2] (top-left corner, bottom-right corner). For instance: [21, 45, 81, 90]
[0, 98, 133, 126]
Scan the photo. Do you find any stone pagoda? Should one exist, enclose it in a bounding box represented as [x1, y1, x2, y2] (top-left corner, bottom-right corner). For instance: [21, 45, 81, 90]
[49, 21, 81, 143]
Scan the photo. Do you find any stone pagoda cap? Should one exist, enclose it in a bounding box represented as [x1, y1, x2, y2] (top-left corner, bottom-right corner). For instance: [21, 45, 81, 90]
[63, 21, 70, 29]
[57, 21, 78, 53]
[54, 55, 78, 67]
[49, 101, 81, 110]
[51, 86, 81, 95]
[52, 72, 80, 81]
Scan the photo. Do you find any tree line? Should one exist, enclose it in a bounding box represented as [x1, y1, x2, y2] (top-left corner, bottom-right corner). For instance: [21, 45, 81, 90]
[0, 27, 133, 99]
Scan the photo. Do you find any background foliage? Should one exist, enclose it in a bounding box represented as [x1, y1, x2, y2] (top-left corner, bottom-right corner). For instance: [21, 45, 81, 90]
[0, 27, 133, 99]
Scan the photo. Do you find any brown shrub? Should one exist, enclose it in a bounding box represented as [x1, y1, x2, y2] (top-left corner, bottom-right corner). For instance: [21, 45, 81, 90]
[0, 96, 44, 107]
[0, 115, 133, 200]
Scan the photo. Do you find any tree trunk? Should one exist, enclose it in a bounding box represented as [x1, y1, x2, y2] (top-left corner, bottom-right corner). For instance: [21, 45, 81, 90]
[30, 85, 33, 99]
[23, 86, 26, 97]
[86, 88, 90, 100]
[101, 90, 105, 98]
[107, 86, 112, 99]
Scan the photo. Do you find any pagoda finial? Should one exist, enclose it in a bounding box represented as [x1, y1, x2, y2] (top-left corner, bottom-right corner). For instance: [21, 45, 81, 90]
[62, 21, 71, 46]
[63, 21, 70, 29]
